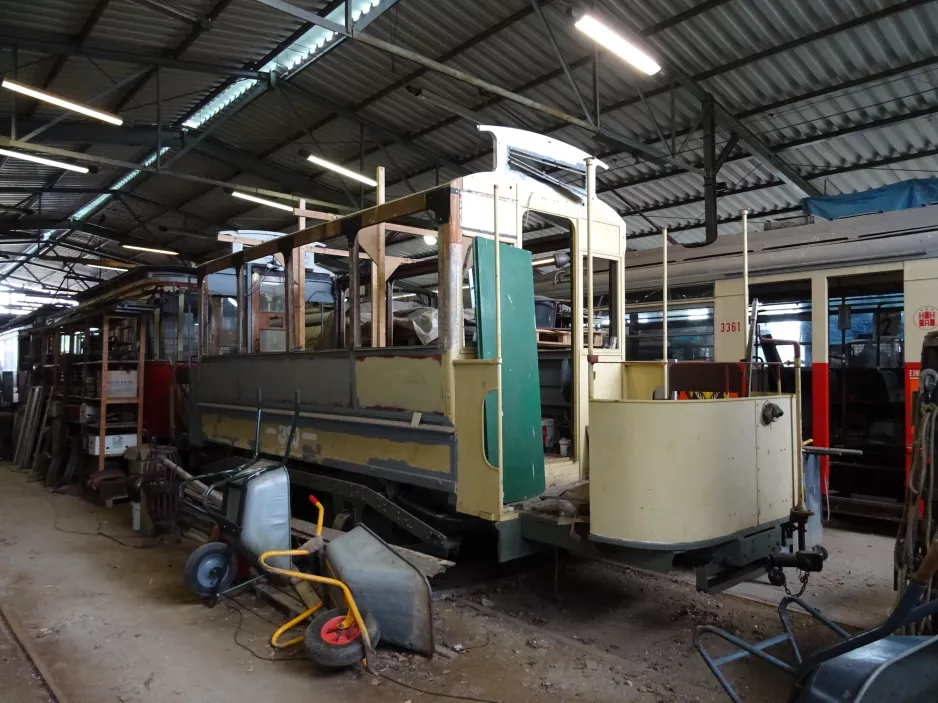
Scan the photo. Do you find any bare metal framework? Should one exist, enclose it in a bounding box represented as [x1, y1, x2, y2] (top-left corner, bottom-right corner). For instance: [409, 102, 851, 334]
[1, 0, 936, 292]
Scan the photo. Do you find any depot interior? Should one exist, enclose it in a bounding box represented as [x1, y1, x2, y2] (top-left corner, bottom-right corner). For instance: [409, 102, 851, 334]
[1, 1, 938, 702]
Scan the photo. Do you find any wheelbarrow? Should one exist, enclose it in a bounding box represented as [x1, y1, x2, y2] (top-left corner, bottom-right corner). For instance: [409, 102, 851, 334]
[180, 390, 297, 604]
[259, 495, 435, 670]
[695, 539, 938, 702]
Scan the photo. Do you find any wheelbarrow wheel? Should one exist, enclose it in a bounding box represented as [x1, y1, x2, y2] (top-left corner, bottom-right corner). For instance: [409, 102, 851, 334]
[304, 607, 380, 668]
[184, 541, 238, 599]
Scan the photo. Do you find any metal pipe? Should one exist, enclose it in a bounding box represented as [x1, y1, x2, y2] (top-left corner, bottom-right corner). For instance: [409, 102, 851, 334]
[196, 401, 456, 434]
[662, 226, 669, 398]
[493, 184, 503, 474]
[741, 209, 750, 351]
[586, 158, 596, 400]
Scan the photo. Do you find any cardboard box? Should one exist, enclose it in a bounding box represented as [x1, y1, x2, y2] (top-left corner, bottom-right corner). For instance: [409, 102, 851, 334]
[96, 370, 138, 398]
[86, 433, 136, 456]
[123, 444, 151, 475]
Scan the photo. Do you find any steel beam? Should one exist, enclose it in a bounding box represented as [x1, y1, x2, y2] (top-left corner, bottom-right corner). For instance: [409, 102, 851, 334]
[670, 72, 820, 198]
[0, 31, 269, 79]
[253, 0, 700, 173]
[23, 0, 112, 121]
[530, 0, 592, 123]
[371, 0, 929, 195]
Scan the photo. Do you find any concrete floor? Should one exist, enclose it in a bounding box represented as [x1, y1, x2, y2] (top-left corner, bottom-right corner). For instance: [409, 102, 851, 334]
[0, 465, 899, 703]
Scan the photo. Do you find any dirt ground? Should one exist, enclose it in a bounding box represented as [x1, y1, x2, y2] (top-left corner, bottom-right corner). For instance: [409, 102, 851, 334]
[0, 466, 885, 703]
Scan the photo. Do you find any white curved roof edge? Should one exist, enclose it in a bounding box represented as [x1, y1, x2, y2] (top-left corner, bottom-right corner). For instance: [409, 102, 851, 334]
[478, 125, 608, 173]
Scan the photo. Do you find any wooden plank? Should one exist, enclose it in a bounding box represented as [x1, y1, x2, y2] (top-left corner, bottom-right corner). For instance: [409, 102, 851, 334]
[199, 186, 449, 275]
[253, 582, 306, 617]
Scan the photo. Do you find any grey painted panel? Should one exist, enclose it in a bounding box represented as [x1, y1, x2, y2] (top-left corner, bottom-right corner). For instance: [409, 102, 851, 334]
[199, 354, 352, 408]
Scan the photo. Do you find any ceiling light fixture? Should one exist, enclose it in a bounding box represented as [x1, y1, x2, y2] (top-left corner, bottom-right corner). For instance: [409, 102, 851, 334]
[298, 150, 377, 187]
[423, 235, 436, 245]
[122, 244, 179, 256]
[230, 190, 295, 212]
[85, 263, 128, 272]
[1, 78, 124, 125]
[574, 15, 661, 76]
[0, 147, 91, 174]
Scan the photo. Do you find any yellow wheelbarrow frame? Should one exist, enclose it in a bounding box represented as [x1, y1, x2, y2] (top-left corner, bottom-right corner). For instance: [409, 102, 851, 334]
[257, 496, 376, 669]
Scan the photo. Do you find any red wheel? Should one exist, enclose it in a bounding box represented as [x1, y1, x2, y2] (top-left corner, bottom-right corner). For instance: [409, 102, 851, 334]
[304, 607, 380, 668]
[320, 614, 361, 645]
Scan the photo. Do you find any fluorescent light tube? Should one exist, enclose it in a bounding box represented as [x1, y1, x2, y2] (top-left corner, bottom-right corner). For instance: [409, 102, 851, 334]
[1, 79, 124, 125]
[231, 191, 294, 212]
[122, 244, 178, 256]
[85, 263, 128, 272]
[0, 148, 89, 173]
[574, 15, 661, 76]
[300, 150, 377, 187]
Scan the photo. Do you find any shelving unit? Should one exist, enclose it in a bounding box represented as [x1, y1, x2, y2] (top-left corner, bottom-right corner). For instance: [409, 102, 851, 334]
[69, 315, 147, 473]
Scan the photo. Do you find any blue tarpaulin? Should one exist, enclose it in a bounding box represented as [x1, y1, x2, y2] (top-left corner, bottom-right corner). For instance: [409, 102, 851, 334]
[803, 177, 938, 220]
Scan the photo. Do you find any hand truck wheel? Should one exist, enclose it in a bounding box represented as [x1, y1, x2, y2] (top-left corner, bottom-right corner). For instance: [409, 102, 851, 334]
[184, 541, 238, 600]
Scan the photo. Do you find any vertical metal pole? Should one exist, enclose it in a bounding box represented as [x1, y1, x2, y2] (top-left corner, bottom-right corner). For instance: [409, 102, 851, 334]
[662, 226, 669, 398]
[493, 184, 503, 473]
[586, 158, 596, 400]
[741, 208, 750, 353]
[374, 166, 386, 347]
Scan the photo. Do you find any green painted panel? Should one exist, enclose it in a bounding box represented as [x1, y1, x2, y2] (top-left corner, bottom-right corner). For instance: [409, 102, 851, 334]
[472, 238, 546, 503]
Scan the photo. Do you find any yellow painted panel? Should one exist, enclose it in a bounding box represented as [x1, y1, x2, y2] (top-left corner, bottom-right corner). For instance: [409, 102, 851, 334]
[355, 356, 444, 413]
[200, 413, 451, 474]
[623, 363, 664, 400]
[453, 360, 503, 520]
[592, 361, 622, 400]
[589, 397, 794, 545]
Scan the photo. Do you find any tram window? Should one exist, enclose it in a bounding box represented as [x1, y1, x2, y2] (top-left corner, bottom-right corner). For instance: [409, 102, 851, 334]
[625, 307, 714, 361]
[583, 256, 619, 350]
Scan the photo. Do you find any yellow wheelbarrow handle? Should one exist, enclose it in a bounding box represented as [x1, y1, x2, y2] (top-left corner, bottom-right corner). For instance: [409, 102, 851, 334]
[258, 549, 374, 662]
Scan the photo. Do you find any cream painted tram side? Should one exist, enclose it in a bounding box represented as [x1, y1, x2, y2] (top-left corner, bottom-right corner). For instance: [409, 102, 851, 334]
[619, 204, 938, 520]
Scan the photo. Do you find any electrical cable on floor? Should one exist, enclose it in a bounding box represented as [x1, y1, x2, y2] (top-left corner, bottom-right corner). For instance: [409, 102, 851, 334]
[376, 671, 505, 703]
[224, 602, 307, 661]
[44, 491, 164, 549]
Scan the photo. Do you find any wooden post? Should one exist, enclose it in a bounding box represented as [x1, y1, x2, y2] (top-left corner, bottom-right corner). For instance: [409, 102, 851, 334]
[136, 315, 145, 445]
[295, 199, 307, 350]
[371, 166, 387, 347]
[98, 317, 108, 472]
[284, 247, 295, 351]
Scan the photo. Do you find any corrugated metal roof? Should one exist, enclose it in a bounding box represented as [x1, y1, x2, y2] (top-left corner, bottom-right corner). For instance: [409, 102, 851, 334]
[3, 0, 938, 289]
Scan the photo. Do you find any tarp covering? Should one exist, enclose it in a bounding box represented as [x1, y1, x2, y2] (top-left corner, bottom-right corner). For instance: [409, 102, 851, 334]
[803, 178, 938, 220]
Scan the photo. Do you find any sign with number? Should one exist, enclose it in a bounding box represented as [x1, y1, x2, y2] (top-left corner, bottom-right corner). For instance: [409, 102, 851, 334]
[915, 306, 937, 329]
[878, 310, 900, 337]
[719, 321, 741, 333]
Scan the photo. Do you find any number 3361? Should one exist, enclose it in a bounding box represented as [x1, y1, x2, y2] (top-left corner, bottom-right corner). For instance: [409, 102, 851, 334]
[720, 321, 741, 333]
